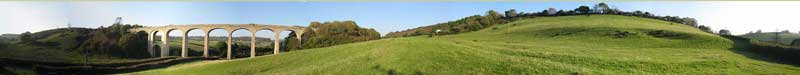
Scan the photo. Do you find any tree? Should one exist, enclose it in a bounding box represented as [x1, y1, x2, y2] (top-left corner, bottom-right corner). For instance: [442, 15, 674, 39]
[0, 37, 7, 49]
[633, 11, 643, 16]
[593, 3, 610, 14]
[301, 21, 381, 49]
[214, 41, 227, 56]
[680, 17, 698, 27]
[574, 6, 591, 14]
[756, 30, 762, 33]
[480, 10, 506, 27]
[486, 10, 503, 19]
[117, 31, 149, 58]
[19, 31, 34, 43]
[792, 39, 800, 46]
[781, 30, 791, 33]
[504, 9, 518, 18]
[309, 21, 322, 28]
[719, 29, 731, 35]
[283, 31, 301, 51]
[697, 25, 712, 33]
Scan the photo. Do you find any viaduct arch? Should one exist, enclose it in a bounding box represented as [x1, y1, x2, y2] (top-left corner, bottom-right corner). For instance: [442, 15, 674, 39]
[129, 24, 308, 59]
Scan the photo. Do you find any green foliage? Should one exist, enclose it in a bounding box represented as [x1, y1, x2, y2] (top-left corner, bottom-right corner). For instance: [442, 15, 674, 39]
[282, 32, 301, 51]
[0, 25, 147, 63]
[212, 41, 229, 56]
[299, 21, 381, 49]
[19, 31, 34, 43]
[213, 41, 227, 51]
[385, 10, 509, 38]
[731, 36, 800, 65]
[696, 25, 713, 33]
[593, 2, 613, 14]
[504, 9, 517, 18]
[117, 31, 149, 58]
[574, 6, 591, 14]
[480, 10, 506, 27]
[718, 29, 731, 35]
[74, 24, 149, 58]
[3, 23, 151, 62]
[793, 39, 800, 46]
[0, 37, 7, 49]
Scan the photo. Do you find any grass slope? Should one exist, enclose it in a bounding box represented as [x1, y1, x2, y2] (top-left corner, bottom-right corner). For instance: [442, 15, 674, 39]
[127, 15, 800, 75]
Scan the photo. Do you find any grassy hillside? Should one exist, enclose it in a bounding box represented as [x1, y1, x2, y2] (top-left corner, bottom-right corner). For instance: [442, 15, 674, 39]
[127, 15, 800, 74]
[0, 30, 137, 63]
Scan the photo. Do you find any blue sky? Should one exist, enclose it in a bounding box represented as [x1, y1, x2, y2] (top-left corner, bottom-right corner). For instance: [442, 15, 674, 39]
[2, 1, 800, 38]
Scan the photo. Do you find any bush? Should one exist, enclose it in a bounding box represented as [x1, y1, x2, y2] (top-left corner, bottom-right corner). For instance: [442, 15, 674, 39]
[723, 35, 800, 65]
[737, 36, 800, 65]
[0, 37, 6, 49]
[19, 31, 34, 43]
[297, 21, 381, 49]
[645, 30, 691, 39]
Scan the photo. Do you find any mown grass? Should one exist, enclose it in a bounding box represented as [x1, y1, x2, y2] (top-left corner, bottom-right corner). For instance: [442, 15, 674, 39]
[125, 15, 800, 75]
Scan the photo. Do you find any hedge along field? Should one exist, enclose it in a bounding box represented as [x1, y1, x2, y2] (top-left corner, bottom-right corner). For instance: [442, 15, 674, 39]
[125, 15, 800, 75]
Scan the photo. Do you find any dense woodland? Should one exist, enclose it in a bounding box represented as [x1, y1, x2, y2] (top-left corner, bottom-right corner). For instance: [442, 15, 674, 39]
[385, 3, 707, 37]
[295, 21, 381, 49]
[8, 24, 152, 59]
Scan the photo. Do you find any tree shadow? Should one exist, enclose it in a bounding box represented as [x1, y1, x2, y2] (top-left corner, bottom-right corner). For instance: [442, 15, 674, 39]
[723, 36, 800, 67]
[0, 65, 18, 75]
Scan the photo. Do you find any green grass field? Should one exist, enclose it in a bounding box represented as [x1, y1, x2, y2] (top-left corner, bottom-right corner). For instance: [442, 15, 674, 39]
[125, 15, 800, 75]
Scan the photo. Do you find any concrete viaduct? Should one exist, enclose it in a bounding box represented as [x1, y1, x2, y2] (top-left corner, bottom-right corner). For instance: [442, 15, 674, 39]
[129, 24, 308, 59]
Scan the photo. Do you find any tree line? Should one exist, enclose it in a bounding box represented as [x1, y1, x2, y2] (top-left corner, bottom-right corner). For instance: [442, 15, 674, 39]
[12, 23, 151, 59]
[11, 20, 382, 59]
[385, 3, 710, 37]
[293, 21, 381, 49]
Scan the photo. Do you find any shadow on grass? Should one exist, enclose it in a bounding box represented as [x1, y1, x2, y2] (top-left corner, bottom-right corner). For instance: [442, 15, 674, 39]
[43, 57, 219, 74]
[0, 65, 17, 75]
[723, 35, 800, 67]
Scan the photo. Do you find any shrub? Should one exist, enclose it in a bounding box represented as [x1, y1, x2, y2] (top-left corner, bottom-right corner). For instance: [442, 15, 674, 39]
[294, 21, 381, 49]
[730, 36, 800, 65]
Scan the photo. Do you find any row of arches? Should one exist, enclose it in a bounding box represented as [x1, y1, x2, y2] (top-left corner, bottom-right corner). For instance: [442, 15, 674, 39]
[132, 24, 308, 59]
